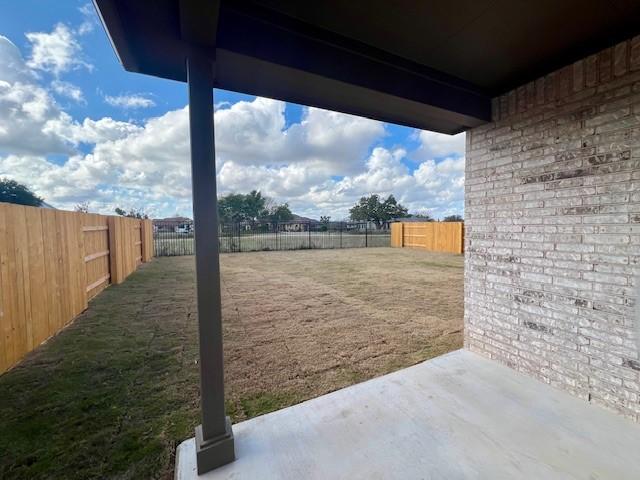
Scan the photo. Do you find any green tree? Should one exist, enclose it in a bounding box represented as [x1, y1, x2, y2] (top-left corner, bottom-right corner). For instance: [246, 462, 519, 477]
[75, 202, 89, 213]
[218, 193, 249, 222]
[0, 178, 43, 206]
[217, 190, 269, 223]
[349, 194, 408, 228]
[243, 190, 270, 221]
[115, 207, 149, 219]
[320, 215, 331, 231]
[268, 203, 294, 222]
[382, 195, 409, 221]
[443, 214, 463, 222]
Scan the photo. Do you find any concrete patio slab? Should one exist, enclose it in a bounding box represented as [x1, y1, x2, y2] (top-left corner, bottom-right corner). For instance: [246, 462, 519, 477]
[176, 349, 640, 479]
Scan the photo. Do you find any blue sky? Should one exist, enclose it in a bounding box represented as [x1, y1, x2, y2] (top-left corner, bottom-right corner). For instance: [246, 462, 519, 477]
[0, 1, 465, 219]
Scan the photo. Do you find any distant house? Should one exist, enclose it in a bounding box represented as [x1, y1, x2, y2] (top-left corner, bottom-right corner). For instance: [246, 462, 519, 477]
[153, 216, 193, 233]
[348, 220, 389, 231]
[281, 215, 320, 232]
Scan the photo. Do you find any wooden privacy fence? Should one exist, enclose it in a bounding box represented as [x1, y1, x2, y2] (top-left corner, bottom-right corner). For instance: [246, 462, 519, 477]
[390, 222, 464, 254]
[0, 202, 153, 373]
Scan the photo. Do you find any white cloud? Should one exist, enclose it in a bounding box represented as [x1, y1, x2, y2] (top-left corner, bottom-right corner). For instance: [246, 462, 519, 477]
[213, 98, 384, 176]
[77, 3, 98, 35]
[26, 23, 91, 75]
[414, 130, 465, 159]
[0, 37, 136, 156]
[0, 32, 465, 219]
[51, 80, 84, 103]
[0, 35, 32, 83]
[0, 77, 74, 155]
[218, 161, 329, 199]
[217, 145, 465, 220]
[301, 148, 465, 219]
[73, 117, 143, 143]
[104, 93, 156, 109]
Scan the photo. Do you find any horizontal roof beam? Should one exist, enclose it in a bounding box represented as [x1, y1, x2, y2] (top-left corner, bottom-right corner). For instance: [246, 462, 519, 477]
[215, 2, 491, 126]
[94, 0, 492, 132]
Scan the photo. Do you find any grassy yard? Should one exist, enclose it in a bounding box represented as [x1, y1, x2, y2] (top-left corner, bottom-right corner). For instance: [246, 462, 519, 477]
[0, 248, 463, 479]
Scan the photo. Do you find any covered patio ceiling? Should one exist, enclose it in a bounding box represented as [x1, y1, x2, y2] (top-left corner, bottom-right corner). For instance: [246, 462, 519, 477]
[95, 0, 640, 134]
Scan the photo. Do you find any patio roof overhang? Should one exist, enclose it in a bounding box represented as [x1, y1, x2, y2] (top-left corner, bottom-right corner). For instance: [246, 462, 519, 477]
[94, 0, 640, 134]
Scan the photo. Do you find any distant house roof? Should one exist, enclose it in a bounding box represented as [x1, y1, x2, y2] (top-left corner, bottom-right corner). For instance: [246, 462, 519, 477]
[290, 214, 319, 223]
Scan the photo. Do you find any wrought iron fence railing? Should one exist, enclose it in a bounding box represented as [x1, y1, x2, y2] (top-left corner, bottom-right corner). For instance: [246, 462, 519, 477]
[154, 221, 390, 256]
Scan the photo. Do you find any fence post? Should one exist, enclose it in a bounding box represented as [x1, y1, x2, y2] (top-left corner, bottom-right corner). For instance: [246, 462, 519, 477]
[141, 219, 154, 261]
[308, 221, 311, 249]
[365, 222, 368, 247]
[340, 222, 343, 248]
[108, 216, 123, 284]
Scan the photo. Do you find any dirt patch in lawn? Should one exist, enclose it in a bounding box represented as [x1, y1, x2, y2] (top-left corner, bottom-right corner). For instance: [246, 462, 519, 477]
[0, 248, 463, 479]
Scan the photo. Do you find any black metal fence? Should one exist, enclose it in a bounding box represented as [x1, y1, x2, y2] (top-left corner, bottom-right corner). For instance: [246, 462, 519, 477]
[154, 221, 390, 256]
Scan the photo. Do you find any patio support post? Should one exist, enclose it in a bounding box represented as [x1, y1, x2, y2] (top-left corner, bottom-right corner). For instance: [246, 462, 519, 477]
[187, 53, 235, 474]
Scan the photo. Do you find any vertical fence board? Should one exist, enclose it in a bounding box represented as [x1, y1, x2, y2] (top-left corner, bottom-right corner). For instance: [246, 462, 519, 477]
[0, 203, 154, 374]
[75, 213, 88, 313]
[119, 217, 127, 278]
[41, 209, 63, 339]
[134, 222, 142, 266]
[75, 212, 88, 312]
[68, 211, 82, 317]
[126, 219, 135, 273]
[10, 205, 31, 356]
[390, 223, 402, 247]
[108, 216, 121, 284]
[1, 202, 20, 368]
[125, 219, 133, 276]
[54, 210, 70, 329]
[0, 204, 12, 371]
[25, 207, 49, 346]
[62, 212, 77, 320]
[391, 222, 464, 254]
[141, 219, 154, 261]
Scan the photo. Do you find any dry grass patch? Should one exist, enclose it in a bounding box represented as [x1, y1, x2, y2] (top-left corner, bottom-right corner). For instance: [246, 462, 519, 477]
[221, 248, 464, 420]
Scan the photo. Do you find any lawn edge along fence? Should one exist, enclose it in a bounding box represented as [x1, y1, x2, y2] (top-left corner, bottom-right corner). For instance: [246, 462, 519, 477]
[390, 222, 464, 254]
[0, 202, 154, 374]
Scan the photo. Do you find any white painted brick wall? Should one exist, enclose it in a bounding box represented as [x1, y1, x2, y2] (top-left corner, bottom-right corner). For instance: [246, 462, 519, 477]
[465, 35, 640, 421]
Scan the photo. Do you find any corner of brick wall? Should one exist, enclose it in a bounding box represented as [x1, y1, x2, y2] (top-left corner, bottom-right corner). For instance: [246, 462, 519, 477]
[465, 35, 640, 421]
